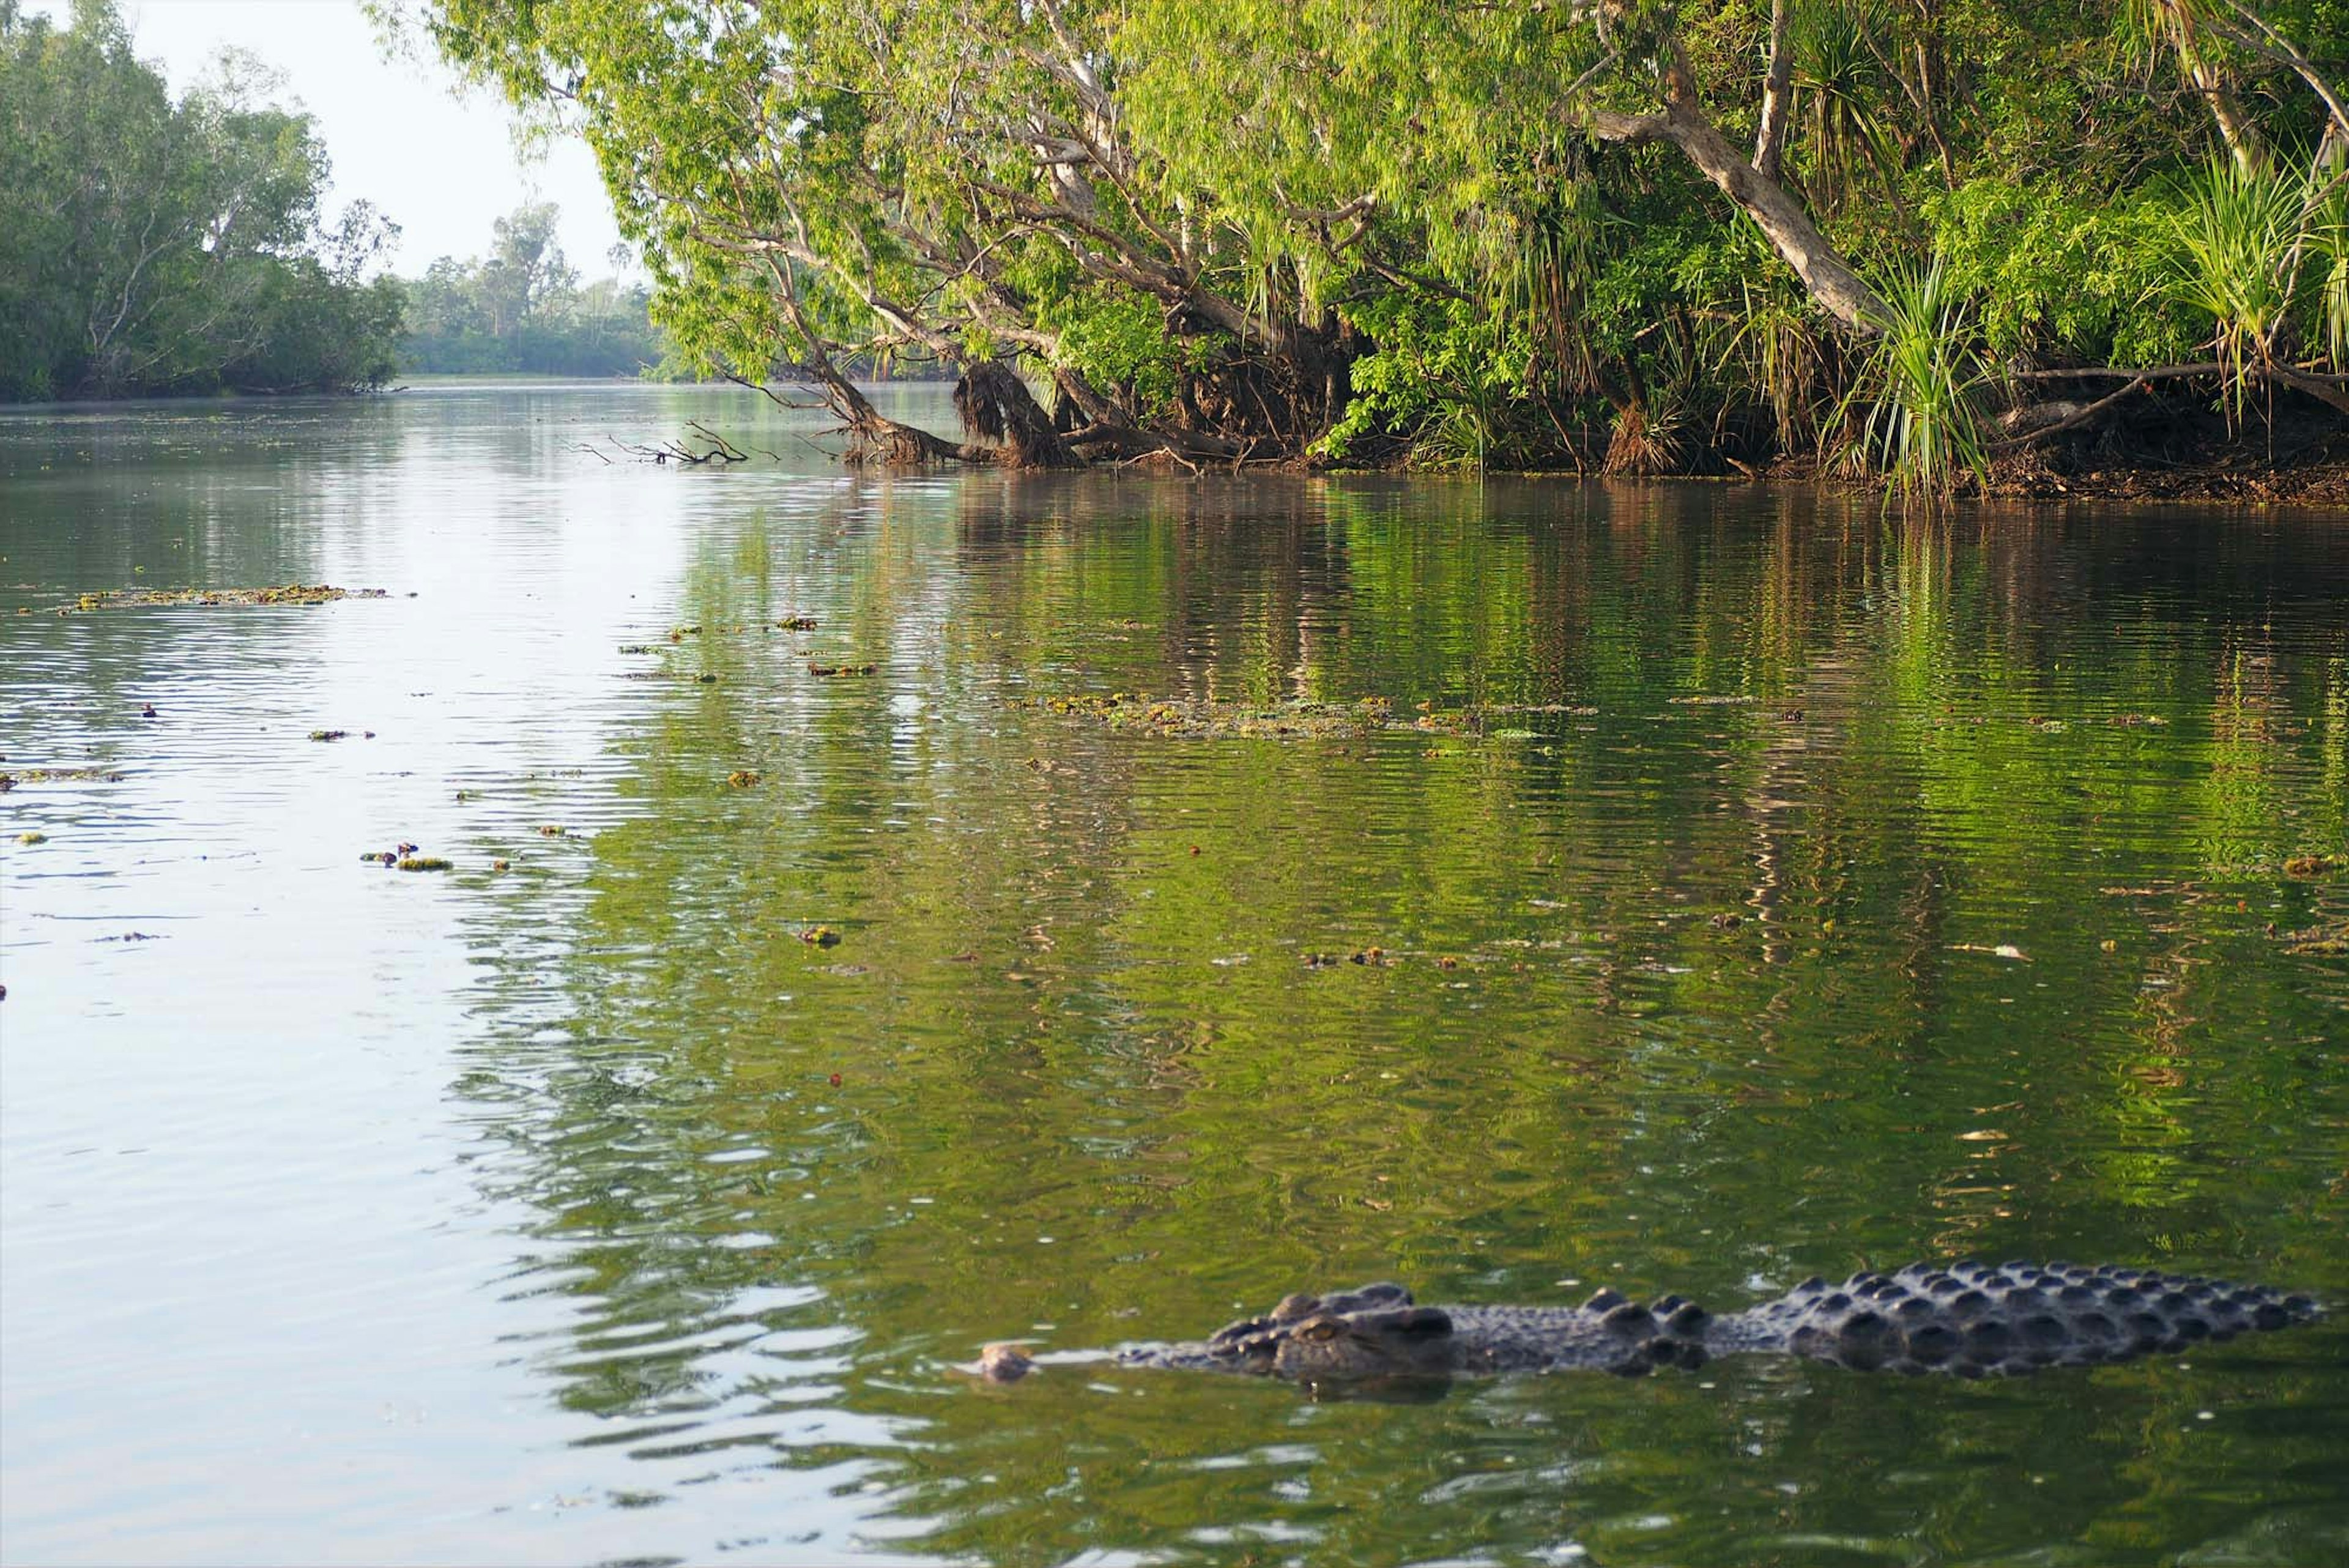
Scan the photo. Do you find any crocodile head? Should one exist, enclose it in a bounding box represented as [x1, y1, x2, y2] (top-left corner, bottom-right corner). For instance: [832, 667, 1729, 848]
[1197, 1285, 1460, 1378]
[1265, 1304, 1460, 1378]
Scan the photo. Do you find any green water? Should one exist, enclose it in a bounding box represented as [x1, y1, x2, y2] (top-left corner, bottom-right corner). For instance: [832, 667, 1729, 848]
[1, 385, 2343, 1566]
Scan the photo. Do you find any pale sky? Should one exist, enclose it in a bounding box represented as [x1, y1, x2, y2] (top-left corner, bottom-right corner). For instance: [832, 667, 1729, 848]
[28, 0, 626, 277]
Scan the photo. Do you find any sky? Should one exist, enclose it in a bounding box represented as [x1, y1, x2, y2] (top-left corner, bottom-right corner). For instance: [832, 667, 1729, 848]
[28, 0, 626, 277]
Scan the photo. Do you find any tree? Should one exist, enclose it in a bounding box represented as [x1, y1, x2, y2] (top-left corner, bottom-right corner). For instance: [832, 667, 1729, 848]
[0, 0, 407, 400]
[478, 201, 577, 337]
[396, 0, 2347, 482]
[396, 202, 667, 376]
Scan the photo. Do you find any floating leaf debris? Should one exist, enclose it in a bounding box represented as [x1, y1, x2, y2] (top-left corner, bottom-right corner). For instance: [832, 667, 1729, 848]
[0, 767, 125, 786]
[1018, 693, 1595, 740]
[69, 584, 387, 611]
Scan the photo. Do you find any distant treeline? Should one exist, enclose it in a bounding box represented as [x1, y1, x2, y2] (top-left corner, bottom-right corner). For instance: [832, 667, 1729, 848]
[0, 0, 403, 402]
[398, 203, 669, 379]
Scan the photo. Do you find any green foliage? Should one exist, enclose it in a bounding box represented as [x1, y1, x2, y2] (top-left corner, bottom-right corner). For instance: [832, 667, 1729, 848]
[1926, 179, 2202, 367]
[2314, 150, 2349, 370]
[1322, 294, 1541, 467]
[2165, 154, 2342, 417]
[398, 0, 2349, 482]
[1786, 0, 1901, 212]
[0, 0, 406, 401]
[1035, 291, 1198, 418]
[399, 203, 668, 377]
[1834, 258, 1992, 501]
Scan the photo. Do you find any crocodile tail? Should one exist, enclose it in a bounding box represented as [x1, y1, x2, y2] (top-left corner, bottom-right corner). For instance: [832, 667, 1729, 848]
[1740, 1260, 2322, 1377]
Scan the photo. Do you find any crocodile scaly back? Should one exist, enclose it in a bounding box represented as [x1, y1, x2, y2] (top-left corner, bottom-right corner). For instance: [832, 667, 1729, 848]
[1720, 1260, 2324, 1377]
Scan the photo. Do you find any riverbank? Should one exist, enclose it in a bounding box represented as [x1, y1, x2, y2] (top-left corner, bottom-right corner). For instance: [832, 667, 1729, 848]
[1348, 392, 2349, 505]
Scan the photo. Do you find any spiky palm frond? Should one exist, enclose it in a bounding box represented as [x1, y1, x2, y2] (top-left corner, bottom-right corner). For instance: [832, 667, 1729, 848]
[1834, 256, 1989, 503]
[1789, 0, 1899, 213]
[2165, 155, 2317, 422]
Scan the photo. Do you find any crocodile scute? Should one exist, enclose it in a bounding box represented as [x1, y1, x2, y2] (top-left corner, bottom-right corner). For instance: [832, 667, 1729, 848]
[1051, 1260, 2321, 1384]
[1715, 1258, 2322, 1377]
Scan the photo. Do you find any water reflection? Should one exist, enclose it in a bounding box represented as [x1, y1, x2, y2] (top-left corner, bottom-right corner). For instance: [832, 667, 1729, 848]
[2, 388, 2342, 1565]
[448, 463, 2347, 1562]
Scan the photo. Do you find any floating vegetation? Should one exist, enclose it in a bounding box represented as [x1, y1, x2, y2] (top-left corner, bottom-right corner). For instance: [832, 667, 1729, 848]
[617, 643, 658, 655]
[797, 925, 843, 947]
[69, 584, 387, 611]
[777, 615, 818, 630]
[809, 662, 878, 677]
[2281, 921, 2349, 955]
[669, 625, 702, 640]
[1667, 694, 1756, 706]
[0, 766, 126, 786]
[727, 770, 762, 787]
[1304, 948, 1395, 968]
[2282, 854, 2342, 877]
[538, 825, 567, 837]
[1031, 693, 1393, 739]
[1020, 693, 1592, 741]
[396, 856, 453, 872]
[308, 730, 348, 742]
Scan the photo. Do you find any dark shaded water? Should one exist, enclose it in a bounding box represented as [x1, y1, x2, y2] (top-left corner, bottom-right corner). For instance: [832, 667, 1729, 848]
[1, 384, 2344, 1566]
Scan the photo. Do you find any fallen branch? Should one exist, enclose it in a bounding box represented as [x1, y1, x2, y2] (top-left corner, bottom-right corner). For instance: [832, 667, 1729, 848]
[1998, 376, 2151, 447]
[685, 422, 749, 461]
[1998, 360, 2349, 418]
[2003, 362, 2224, 382]
[2267, 363, 2349, 417]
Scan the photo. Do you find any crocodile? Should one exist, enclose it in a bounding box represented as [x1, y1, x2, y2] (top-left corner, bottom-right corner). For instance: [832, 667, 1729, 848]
[974, 1260, 2323, 1384]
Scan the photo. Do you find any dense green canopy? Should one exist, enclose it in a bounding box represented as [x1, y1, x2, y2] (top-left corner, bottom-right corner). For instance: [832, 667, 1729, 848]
[407, 0, 2346, 481]
[0, 0, 406, 401]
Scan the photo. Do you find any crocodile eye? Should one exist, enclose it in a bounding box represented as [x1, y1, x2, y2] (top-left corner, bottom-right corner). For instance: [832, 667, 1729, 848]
[1301, 1319, 1341, 1341]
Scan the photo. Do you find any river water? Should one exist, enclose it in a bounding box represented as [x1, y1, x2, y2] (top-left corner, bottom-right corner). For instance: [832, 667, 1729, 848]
[1, 384, 2344, 1566]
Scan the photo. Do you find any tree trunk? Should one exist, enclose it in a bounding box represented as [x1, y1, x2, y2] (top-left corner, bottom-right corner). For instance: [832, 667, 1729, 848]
[954, 360, 1083, 467]
[1754, 0, 1794, 184]
[2188, 51, 2265, 174]
[2160, 4, 2265, 174]
[1589, 58, 1893, 334]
